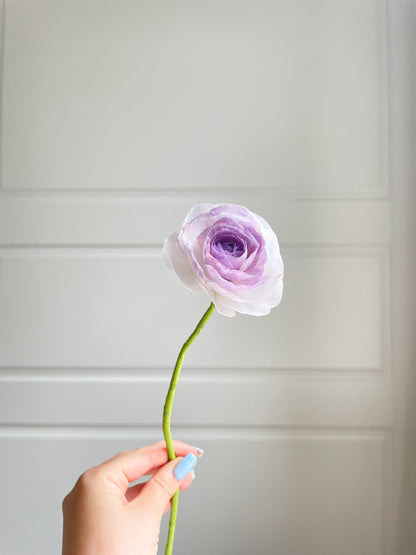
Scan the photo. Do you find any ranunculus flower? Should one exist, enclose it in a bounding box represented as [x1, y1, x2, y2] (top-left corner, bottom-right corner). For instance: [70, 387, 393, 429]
[163, 203, 284, 316]
[161, 203, 284, 554]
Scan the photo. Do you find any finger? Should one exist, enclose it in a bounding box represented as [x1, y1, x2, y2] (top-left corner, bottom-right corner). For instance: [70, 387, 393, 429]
[132, 453, 198, 516]
[98, 440, 202, 492]
[125, 469, 195, 504]
[161, 470, 195, 514]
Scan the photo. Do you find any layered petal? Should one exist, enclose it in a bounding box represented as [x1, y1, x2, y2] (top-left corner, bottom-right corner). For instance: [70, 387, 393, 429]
[163, 232, 204, 293]
[162, 204, 284, 317]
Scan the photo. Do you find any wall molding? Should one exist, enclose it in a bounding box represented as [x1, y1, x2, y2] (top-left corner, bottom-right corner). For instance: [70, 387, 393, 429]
[0, 425, 391, 439]
[0, 0, 390, 200]
[0, 246, 391, 376]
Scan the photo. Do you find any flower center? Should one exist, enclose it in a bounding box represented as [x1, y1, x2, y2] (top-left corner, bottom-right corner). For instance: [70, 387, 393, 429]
[213, 233, 245, 258]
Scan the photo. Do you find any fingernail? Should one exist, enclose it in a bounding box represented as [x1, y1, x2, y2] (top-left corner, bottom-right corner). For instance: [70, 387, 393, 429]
[190, 469, 196, 481]
[194, 447, 205, 458]
[174, 453, 197, 480]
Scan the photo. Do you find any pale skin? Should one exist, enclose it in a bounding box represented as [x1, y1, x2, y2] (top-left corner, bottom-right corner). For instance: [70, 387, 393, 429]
[62, 440, 199, 555]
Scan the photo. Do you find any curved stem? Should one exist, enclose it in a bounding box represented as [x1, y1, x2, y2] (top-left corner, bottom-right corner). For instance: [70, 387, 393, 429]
[163, 302, 215, 555]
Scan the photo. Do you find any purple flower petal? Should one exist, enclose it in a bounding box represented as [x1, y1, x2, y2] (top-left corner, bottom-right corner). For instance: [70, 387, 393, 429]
[163, 203, 284, 317]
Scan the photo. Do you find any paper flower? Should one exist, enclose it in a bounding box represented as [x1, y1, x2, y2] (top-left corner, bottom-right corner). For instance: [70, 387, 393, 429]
[162, 203, 284, 555]
[163, 203, 284, 316]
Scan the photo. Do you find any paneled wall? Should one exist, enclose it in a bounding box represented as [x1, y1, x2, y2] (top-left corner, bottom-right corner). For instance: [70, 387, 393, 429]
[0, 1, 414, 554]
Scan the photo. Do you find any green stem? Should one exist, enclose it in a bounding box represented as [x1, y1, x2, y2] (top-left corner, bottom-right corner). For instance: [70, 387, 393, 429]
[163, 302, 215, 555]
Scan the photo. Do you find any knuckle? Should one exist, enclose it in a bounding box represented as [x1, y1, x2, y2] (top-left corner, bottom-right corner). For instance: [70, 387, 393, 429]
[61, 465, 103, 512]
[108, 450, 129, 462]
[76, 466, 100, 490]
[61, 493, 70, 513]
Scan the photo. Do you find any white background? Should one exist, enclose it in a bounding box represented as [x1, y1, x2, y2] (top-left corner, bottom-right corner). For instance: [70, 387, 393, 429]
[0, 1, 415, 554]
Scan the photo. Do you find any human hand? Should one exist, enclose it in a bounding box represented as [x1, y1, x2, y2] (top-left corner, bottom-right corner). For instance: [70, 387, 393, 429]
[62, 440, 202, 555]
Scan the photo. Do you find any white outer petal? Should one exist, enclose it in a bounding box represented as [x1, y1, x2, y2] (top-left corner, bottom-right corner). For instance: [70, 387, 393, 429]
[208, 290, 237, 317]
[163, 232, 203, 293]
[212, 280, 283, 317]
[182, 203, 216, 226]
[206, 251, 284, 317]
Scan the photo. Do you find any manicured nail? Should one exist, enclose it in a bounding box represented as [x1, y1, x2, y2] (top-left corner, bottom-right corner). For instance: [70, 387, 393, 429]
[194, 447, 205, 458]
[174, 453, 197, 480]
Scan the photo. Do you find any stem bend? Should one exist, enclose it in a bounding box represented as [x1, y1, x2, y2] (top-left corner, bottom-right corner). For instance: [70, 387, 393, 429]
[163, 302, 215, 555]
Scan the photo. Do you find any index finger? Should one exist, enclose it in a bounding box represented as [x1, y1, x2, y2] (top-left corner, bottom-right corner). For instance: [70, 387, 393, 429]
[98, 440, 202, 491]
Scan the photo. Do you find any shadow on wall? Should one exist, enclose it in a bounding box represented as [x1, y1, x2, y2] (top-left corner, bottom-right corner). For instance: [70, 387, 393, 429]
[395, 2, 416, 554]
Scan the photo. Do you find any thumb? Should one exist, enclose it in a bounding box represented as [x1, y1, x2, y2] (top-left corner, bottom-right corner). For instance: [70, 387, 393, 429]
[134, 453, 198, 516]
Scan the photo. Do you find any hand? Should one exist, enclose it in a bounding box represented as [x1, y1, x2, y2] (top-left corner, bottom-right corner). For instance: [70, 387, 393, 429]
[62, 440, 202, 555]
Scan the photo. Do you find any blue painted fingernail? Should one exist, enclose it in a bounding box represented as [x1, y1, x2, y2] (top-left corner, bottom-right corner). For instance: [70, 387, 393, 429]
[174, 453, 198, 480]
